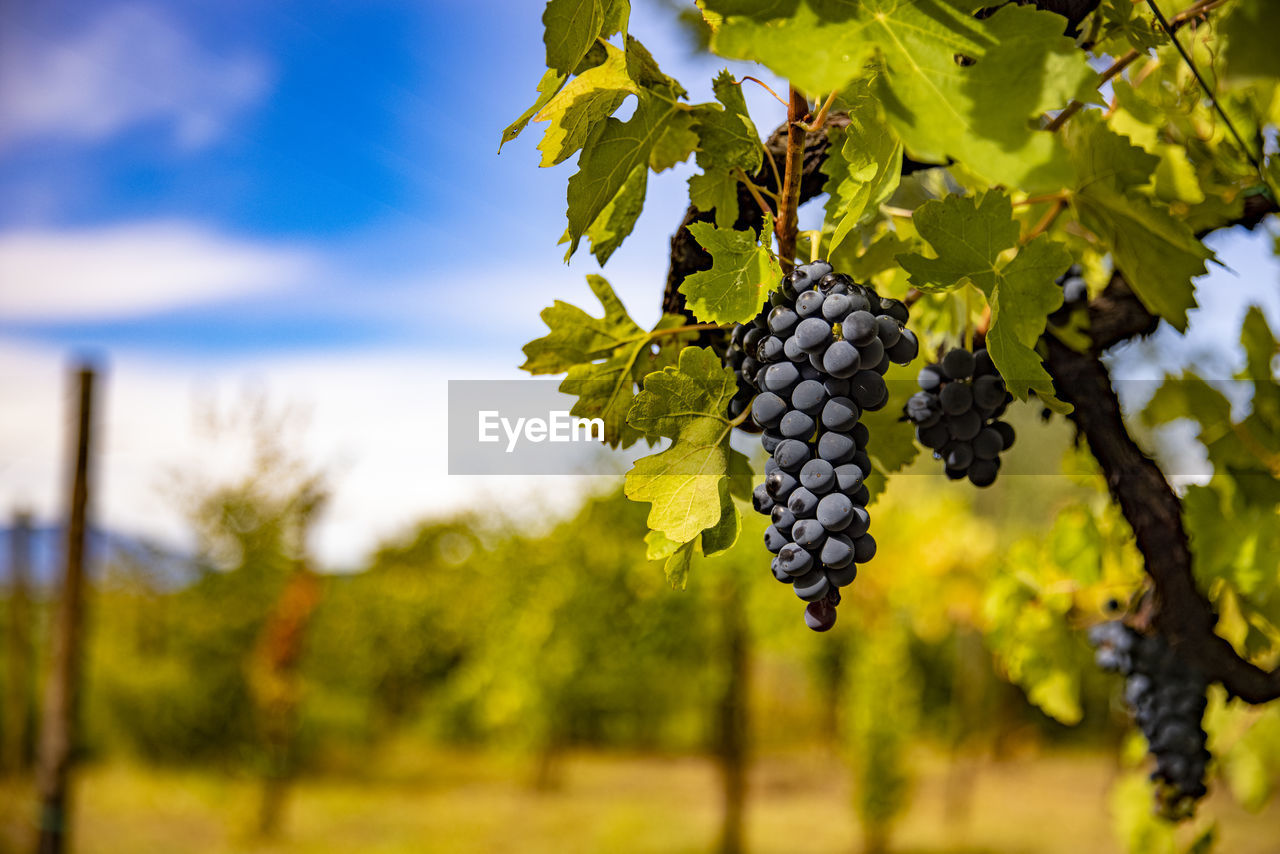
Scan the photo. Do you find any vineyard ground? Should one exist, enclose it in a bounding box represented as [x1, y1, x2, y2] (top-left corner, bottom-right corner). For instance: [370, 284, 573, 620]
[2, 748, 1277, 853]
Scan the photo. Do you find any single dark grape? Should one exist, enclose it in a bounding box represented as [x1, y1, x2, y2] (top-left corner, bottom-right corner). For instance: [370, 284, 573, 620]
[820, 534, 854, 569]
[752, 484, 774, 514]
[821, 340, 861, 378]
[773, 439, 810, 471]
[764, 525, 788, 553]
[842, 311, 878, 346]
[765, 469, 797, 500]
[804, 599, 837, 631]
[939, 382, 974, 415]
[852, 534, 877, 563]
[834, 463, 865, 492]
[817, 431, 856, 463]
[752, 392, 787, 428]
[793, 568, 832, 602]
[815, 492, 853, 531]
[790, 379, 827, 414]
[794, 317, 833, 353]
[796, 289, 825, 318]
[941, 348, 975, 379]
[779, 410, 816, 439]
[799, 459, 836, 494]
[821, 396, 859, 431]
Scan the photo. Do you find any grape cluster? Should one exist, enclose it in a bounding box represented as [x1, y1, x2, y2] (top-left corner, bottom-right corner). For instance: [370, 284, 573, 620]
[1090, 621, 1211, 818]
[742, 260, 919, 631]
[1047, 264, 1088, 327]
[904, 346, 1014, 487]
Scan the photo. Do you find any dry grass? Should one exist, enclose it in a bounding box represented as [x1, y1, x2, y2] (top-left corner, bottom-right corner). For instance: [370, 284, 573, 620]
[2, 748, 1277, 854]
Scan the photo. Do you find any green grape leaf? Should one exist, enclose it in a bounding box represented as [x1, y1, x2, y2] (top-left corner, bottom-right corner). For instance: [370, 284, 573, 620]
[521, 274, 645, 374]
[645, 528, 697, 589]
[830, 230, 917, 280]
[500, 70, 567, 152]
[701, 479, 741, 556]
[861, 360, 920, 474]
[649, 109, 699, 172]
[727, 444, 754, 501]
[679, 220, 782, 324]
[689, 170, 741, 228]
[521, 275, 692, 447]
[1067, 116, 1212, 332]
[1048, 506, 1103, 586]
[821, 95, 903, 255]
[625, 347, 744, 543]
[535, 45, 636, 166]
[565, 96, 678, 259]
[645, 528, 681, 561]
[1222, 0, 1280, 81]
[625, 35, 687, 97]
[896, 192, 1020, 294]
[1100, 0, 1167, 52]
[665, 539, 696, 589]
[702, 0, 801, 20]
[898, 191, 1070, 404]
[1143, 375, 1235, 430]
[627, 345, 738, 438]
[626, 421, 732, 541]
[584, 163, 647, 265]
[1072, 188, 1210, 333]
[709, 1, 1089, 189]
[600, 0, 630, 38]
[543, 0, 604, 75]
[985, 235, 1073, 404]
[1240, 306, 1280, 427]
[983, 541, 1085, 726]
[692, 70, 762, 174]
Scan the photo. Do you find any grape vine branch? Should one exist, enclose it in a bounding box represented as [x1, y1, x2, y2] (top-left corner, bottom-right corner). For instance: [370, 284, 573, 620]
[661, 115, 1280, 704]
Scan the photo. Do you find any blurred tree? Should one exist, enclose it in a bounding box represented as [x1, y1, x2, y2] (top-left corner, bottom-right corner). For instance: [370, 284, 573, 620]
[4, 510, 35, 776]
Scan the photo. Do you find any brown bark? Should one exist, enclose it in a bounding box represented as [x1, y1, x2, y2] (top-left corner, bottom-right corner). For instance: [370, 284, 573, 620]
[35, 367, 96, 854]
[775, 87, 811, 271]
[249, 566, 322, 837]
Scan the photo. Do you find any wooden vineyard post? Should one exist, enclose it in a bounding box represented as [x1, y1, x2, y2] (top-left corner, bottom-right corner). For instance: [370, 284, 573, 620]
[34, 366, 97, 854]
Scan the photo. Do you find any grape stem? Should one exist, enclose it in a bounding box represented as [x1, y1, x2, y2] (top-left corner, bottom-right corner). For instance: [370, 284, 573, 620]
[1043, 0, 1230, 133]
[736, 75, 790, 108]
[1023, 198, 1067, 243]
[797, 90, 840, 133]
[649, 322, 728, 340]
[775, 86, 809, 272]
[1143, 0, 1273, 197]
[734, 167, 777, 218]
[1015, 191, 1071, 208]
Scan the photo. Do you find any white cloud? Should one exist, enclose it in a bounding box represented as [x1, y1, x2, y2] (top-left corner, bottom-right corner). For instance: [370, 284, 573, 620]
[0, 221, 314, 321]
[0, 3, 269, 150]
[0, 340, 611, 569]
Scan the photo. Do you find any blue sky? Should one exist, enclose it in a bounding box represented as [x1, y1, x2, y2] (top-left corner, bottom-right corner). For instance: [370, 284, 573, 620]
[0, 0, 794, 564]
[0, 1, 1276, 566]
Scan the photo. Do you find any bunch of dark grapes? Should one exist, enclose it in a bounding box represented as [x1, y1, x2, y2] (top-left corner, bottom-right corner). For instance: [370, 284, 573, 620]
[904, 346, 1014, 487]
[741, 260, 919, 631]
[1047, 264, 1088, 327]
[1090, 620, 1211, 819]
[726, 312, 767, 419]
